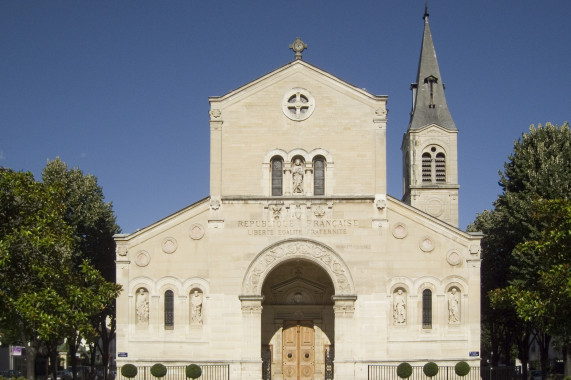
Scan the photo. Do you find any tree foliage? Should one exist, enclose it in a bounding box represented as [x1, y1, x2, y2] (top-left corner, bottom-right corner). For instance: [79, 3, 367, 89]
[0, 168, 74, 378]
[41, 158, 121, 380]
[490, 199, 571, 374]
[42, 158, 120, 280]
[469, 122, 571, 375]
[0, 162, 122, 380]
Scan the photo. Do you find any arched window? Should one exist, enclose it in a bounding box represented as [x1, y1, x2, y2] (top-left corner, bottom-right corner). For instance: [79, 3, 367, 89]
[313, 157, 325, 196]
[422, 147, 446, 183]
[422, 289, 432, 329]
[435, 152, 446, 182]
[271, 158, 283, 196]
[164, 290, 174, 330]
[422, 153, 432, 182]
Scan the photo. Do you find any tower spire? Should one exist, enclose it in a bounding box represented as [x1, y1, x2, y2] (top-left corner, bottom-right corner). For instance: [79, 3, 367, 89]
[401, 8, 460, 227]
[408, 8, 456, 131]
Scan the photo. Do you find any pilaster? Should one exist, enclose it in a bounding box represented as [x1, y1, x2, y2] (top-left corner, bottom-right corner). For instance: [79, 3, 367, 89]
[239, 296, 264, 379]
[209, 108, 223, 197]
[332, 295, 357, 380]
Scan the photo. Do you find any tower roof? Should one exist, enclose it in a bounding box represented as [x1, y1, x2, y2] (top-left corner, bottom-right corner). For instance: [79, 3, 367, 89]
[408, 9, 456, 131]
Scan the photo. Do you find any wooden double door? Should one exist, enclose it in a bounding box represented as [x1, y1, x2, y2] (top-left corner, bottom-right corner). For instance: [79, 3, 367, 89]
[282, 321, 315, 380]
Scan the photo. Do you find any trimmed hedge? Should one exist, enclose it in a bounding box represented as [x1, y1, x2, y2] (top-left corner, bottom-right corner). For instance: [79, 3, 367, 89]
[396, 362, 413, 379]
[121, 364, 138, 379]
[423, 362, 439, 378]
[150, 364, 167, 378]
[185, 364, 202, 379]
[455, 361, 471, 377]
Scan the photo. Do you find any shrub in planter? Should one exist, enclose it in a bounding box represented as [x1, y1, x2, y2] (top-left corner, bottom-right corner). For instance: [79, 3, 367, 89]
[396, 362, 413, 379]
[150, 364, 167, 378]
[185, 364, 202, 379]
[455, 361, 471, 377]
[121, 364, 138, 379]
[423, 362, 439, 378]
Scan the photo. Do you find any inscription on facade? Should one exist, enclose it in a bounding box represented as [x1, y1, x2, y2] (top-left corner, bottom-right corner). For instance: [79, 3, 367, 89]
[236, 219, 359, 236]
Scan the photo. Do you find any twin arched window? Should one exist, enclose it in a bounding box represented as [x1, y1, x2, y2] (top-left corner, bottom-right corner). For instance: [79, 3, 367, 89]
[422, 147, 446, 183]
[270, 156, 326, 196]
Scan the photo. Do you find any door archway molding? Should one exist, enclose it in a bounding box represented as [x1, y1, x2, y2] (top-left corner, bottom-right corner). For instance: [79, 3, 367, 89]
[241, 238, 355, 297]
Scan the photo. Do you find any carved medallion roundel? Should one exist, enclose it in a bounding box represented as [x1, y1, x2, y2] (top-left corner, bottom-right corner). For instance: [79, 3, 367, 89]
[135, 250, 151, 267]
[447, 250, 462, 266]
[162, 237, 177, 254]
[190, 223, 205, 240]
[392, 222, 408, 239]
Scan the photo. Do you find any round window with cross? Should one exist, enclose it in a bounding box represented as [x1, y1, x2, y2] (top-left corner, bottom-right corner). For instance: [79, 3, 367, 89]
[282, 88, 315, 121]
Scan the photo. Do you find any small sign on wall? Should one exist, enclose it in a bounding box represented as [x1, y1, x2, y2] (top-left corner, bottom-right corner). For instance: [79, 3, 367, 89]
[469, 351, 480, 357]
[118, 352, 128, 358]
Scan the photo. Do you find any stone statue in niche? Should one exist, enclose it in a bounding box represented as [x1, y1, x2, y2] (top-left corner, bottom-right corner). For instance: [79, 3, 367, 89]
[292, 158, 304, 194]
[448, 287, 460, 323]
[190, 290, 203, 325]
[136, 288, 149, 324]
[393, 288, 406, 324]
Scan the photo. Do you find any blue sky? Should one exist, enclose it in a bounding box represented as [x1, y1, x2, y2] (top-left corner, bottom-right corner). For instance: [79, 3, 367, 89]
[1, 1, 569, 233]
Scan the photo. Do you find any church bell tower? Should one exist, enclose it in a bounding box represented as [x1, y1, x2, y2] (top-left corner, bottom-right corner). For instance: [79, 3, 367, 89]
[402, 7, 459, 227]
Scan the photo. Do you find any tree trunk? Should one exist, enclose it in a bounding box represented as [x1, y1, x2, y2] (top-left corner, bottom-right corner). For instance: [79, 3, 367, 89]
[69, 335, 79, 380]
[46, 340, 59, 380]
[24, 342, 37, 380]
[490, 321, 500, 366]
[564, 342, 571, 377]
[537, 332, 551, 380]
[517, 328, 532, 380]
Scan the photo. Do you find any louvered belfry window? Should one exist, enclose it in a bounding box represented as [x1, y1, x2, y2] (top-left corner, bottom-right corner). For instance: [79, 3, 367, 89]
[271, 158, 283, 196]
[422, 153, 432, 182]
[164, 290, 174, 329]
[435, 152, 446, 182]
[314, 157, 325, 196]
[422, 289, 432, 329]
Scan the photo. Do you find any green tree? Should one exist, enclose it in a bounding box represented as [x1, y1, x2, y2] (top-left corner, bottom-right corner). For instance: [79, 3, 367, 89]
[0, 168, 73, 379]
[491, 199, 571, 376]
[42, 158, 121, 380]
[469, 122, 571, 377]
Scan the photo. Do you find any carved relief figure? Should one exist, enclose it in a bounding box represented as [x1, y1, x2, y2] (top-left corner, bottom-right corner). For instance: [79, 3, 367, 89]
[292, 158, 304, 194]
[448, 287, 460, 323]
[136, 288, 149, 323]
[393, 288, 406, 324]
[190, 290, 203, 324]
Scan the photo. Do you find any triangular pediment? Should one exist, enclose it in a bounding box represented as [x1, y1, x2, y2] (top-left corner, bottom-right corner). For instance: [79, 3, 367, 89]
[209, 60, 387, 109]
[114, 196, 210, 243]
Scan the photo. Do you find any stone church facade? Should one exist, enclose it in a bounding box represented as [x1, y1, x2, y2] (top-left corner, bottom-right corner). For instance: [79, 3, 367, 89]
[115, 11, 482, 380]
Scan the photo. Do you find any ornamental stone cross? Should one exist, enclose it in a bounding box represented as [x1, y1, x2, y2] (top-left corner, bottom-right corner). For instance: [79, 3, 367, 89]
[289, 37, 307, 60]
[287, 91, 310, 117]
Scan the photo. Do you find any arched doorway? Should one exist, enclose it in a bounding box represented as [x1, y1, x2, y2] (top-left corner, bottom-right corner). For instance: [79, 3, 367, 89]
[261, 259, 334, 380]
[240, 239, 355, 380]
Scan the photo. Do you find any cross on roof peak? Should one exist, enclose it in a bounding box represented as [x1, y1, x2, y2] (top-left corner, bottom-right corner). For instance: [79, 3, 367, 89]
[289, 37, 307, 60]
